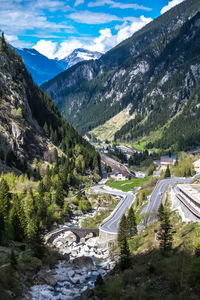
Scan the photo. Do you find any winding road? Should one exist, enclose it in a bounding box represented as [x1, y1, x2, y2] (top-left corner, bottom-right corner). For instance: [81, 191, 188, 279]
[93, 177, 193, 235]
[144, 177, 191, 216]
[91, 185, 136, 234]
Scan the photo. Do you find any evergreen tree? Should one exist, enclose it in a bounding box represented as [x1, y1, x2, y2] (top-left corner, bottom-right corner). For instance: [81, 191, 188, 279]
[43, 122, 49, 137]
[0, 178, 11, 241]
[55, 180, 64, 208]
[157, 210, 173, 253]
[118, 214, 128, 244]
[164, 165, 171, 178]
[9, 194, 25, 241]
[195, 243, 200, 257]
[38, 181, 45, 197]
[0, 178, 10, 217]
[158, 203, 165, 222]
[126, 207, 137, 238]
[53, 148, 59, 165]
[120, 237, 131, 270]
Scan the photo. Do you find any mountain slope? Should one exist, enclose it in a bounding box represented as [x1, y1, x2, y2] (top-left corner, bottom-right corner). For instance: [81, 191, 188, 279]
[59, 48, 102, 69]
[15, 47, 102, 85]
[0, 34, 100, 174]
[115, 11, 200, 151]
[41, 0, 200, 138]
[14, 47, 66, 85]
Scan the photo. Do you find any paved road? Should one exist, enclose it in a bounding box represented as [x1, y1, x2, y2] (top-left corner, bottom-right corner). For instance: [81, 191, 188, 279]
[93, 177, 193, 234]
[91, 185, 135, 234]
[143, 177, 192, 219]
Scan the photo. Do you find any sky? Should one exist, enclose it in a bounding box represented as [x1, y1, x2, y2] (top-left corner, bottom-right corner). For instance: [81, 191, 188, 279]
[0, 0, 185, 59]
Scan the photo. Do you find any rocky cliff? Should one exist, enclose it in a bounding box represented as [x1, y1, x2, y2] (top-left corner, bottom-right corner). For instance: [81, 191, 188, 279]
[0, 34, 100, 173]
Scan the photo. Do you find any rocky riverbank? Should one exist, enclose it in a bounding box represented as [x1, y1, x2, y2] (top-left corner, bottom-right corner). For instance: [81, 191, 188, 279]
[24, 208, 118, 299]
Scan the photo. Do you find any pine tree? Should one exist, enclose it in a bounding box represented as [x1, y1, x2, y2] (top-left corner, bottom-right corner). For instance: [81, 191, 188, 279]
[158, 203, 165, 222]
[118, 214, 128, 244]
[43, 122, 49, 137]
[55, 180, 64, 208]
[157, 210, 173, 253]
[0, 178, 11, 241]
[164, 165, 171, 178]
[38, 181, 45, 197]
[8, 194, 25, 241]
[53, 148, 59, 165]
[0, 178, 10, 217]
[120, 237, 131, 270]
[195, 243, 200, 257]
[126, 207, 137, 238]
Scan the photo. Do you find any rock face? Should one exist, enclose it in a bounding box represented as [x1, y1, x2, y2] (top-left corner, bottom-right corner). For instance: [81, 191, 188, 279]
[0, 36, 98, 173]
[0, 40, 49, 166]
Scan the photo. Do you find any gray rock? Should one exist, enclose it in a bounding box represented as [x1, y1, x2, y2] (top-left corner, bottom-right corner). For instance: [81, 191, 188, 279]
[85, 232, 94, 239]
[36, 271, 57, 287]
[73, 256, 94, 269]
[68, 270, 75, 277]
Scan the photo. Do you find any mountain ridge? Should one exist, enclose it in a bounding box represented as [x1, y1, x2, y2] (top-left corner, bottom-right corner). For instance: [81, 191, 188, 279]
[0, 34, 100, 175]
[41, 0, 200, 146]
[14, 47, 102, 85]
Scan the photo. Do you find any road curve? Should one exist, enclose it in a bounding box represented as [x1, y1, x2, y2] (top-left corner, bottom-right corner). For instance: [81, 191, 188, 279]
[91, 185, 135, 234]
[143, 177, 192, 218]
[93, 177, 193, 234]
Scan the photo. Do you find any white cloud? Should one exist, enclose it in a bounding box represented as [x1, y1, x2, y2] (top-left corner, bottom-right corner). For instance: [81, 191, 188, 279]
[33, 39, 83, 59]
[56, 40, 83, 58]
[84, 15, 152, 52]
[161, 0, 185, 15]
[74, 0, 84, 7]
[67, 11, 122, 24]
[0, 0, 74, 43]
[88, 0, 152, 11]
[33, 40, 59, 59]
[34, 0, 71, 12]
[5, 33, 32, 48]
[33, 15, 152, 58]
[116, 16, 152, 44]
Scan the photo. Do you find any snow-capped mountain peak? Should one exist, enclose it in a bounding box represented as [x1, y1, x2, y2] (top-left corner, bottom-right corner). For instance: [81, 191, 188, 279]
[61, 48, 102, 68]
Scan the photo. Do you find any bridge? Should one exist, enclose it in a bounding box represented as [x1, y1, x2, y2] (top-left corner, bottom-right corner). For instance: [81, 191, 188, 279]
[45, 227, 99, 244]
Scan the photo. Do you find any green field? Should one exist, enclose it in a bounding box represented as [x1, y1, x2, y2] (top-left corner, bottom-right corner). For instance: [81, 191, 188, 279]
[106, 177, 150, 192]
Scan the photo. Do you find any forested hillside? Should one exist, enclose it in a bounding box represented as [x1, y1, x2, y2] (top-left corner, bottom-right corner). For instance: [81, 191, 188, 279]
[115, 11, 200, 151]
[0, 33, 101, 252]
[41, 0, 200, 150]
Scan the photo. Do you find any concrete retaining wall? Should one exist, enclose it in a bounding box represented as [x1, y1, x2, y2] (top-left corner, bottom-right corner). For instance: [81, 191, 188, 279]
[98, 229, 117, 243]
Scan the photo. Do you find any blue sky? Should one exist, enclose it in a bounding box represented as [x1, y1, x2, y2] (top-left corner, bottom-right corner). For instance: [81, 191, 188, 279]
[0, 0, 185, 59]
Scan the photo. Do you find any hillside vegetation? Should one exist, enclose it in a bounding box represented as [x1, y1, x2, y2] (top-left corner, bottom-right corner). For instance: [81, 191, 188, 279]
[41, 0, 200, 153]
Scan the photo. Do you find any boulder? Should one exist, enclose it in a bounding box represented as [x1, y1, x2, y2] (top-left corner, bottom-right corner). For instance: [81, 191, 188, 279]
[36, 271, 57, 287]
[69, 275, 81, 284]
[80, 237, 85, 244]
[85, 237, 98, 247]
[68, 270, 75, 277]
[63, 231, 77, 245]
[85, 232, 93, 239]
[71, 250, 78, 257]
[73, 256, 93, 269]
[80, 288, 97, 300]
